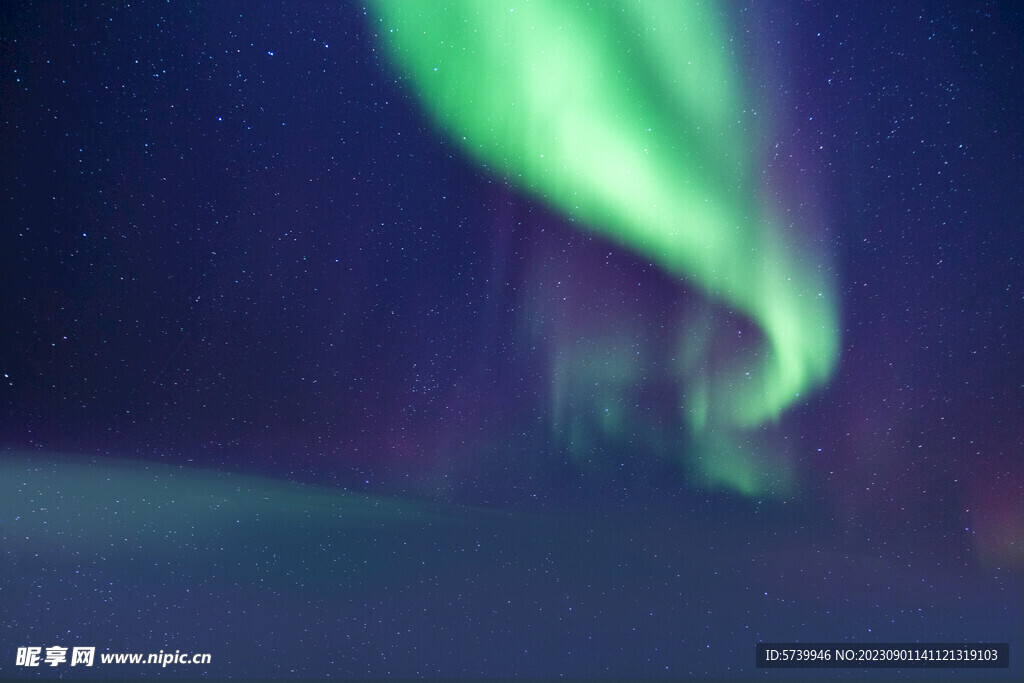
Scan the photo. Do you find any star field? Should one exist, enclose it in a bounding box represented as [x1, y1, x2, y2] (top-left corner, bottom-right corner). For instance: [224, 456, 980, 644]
[1, 0, 1022, 678]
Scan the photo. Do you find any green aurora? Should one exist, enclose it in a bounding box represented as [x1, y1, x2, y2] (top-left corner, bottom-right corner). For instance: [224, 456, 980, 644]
[368, 0, 839, 495]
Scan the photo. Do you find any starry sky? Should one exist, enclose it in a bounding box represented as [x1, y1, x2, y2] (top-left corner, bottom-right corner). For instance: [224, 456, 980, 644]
[1, 0, 1022, 678]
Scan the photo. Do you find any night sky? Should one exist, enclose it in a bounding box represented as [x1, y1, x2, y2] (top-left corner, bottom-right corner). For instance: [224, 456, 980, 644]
[2, 0, 1022, 678]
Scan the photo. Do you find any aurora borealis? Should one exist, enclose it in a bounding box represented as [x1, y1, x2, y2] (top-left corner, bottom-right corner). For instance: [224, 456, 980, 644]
[368, 0, 839, 495]
[1, 0, 1022, 678]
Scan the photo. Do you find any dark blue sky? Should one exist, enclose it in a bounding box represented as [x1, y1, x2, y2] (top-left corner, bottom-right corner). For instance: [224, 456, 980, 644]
[1, 1, 1022, 677]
